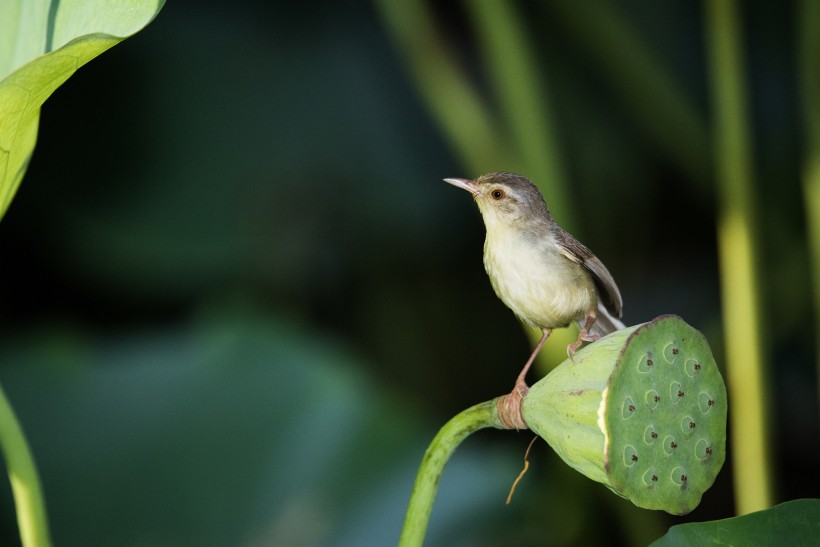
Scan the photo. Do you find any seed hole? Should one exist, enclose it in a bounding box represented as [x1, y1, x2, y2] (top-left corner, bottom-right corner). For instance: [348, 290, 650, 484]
[685, 359, 701, 377]
[696, 439, 711, 460]
[622, 397, 636, 419]
[623, 445, 638, 467]
[699, 392, 715, 414]
[645, 390, 660, 409]
[638, 353, 654, 373]
[671, 382, 684, 403]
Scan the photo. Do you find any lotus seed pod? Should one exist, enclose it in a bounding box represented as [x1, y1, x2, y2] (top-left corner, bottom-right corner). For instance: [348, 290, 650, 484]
[522, 315, 727, 515]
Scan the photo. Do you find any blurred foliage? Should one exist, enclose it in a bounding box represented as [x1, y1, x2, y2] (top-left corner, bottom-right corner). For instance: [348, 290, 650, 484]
[0, 305, 526, 545]
[0, 0, 817, 544]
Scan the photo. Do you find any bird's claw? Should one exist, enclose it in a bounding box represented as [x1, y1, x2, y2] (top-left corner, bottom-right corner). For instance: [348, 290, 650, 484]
[566, 329, 600, 360]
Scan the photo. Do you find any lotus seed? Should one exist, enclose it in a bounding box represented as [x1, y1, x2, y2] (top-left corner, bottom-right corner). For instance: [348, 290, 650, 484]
[696, 439, 711, 460]
[671, 382, 684, 403]
[623, 397, 636, 418]
[671, 467, 687, 486]
[642, 467, 658, 485]
[685, 359, 700, 377]
[699, 392, 715, 414]
[623, 445, 638, 466]
[638, 354, 654, 373]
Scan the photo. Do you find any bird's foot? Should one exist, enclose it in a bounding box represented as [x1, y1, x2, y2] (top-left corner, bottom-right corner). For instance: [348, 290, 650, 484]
[566, 329, 600, 359]
[497, 379, 529, 430]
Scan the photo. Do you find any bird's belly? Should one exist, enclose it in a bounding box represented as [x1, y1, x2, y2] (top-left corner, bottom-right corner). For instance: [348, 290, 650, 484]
[484, 241, 596, 329]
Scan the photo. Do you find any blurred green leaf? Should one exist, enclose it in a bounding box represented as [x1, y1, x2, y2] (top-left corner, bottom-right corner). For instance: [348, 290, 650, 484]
[0, 0, 164, 221]
[0, 308, 522, 545]
[650, 499, 820, 546]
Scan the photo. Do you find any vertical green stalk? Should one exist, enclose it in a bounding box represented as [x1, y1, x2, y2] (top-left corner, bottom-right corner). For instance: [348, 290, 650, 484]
[399, 399, 502, 547]
[465, 0, 572, 226]
[797, 0, 820, 422]
[703, 0, 773, 514]
[0, 384, 51, 546]
[373, 0, 508, 173]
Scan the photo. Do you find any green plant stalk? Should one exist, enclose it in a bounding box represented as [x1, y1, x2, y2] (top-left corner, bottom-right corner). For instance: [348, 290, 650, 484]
[399, 399, 502, 547]
[465, 0, 572, 228]
[0, 383, 51, 546]
[372, 0, 508, 173]
[797, 0, 820, 423]
[703, 0, 773, 513]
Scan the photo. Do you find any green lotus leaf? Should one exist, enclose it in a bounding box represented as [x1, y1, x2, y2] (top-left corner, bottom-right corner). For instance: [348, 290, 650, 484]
[651, 499, 820, 545]
[0, 0, 164, 221]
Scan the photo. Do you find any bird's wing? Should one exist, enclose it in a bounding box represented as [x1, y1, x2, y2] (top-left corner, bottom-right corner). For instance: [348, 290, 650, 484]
[555, 228, 623, 318]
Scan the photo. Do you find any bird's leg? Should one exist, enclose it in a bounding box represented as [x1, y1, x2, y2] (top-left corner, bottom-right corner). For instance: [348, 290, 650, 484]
[498, 328, 552, 430]
[567, 312, 599, 357]
[514, 328, 551, 395]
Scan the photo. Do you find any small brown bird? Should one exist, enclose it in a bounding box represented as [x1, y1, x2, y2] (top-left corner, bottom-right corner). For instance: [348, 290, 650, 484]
[444, 172, 624, 400]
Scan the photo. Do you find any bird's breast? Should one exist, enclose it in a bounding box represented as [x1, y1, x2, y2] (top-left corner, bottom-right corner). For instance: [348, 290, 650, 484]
[483, 228, 596, 329]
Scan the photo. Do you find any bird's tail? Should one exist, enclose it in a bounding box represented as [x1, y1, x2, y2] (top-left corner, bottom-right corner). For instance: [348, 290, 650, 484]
[580, 301, 626, 338]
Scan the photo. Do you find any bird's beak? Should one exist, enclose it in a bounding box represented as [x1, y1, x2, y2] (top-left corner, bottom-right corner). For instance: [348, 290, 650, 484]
[443, 177, 479, 195]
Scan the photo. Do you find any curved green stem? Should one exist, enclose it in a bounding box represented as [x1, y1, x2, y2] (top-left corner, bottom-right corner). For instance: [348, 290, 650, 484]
[399, 399, 503, 547]
[0, 383, 51, 546]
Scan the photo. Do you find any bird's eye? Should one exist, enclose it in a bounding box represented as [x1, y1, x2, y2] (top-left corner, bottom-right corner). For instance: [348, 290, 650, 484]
[491, 188, 505, 200]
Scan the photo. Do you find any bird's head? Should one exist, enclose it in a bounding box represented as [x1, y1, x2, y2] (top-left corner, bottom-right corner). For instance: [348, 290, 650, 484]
[443, 172, 552, 231]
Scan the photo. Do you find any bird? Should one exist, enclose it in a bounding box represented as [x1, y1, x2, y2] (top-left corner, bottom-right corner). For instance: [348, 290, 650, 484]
[444, 172, 624, 403]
